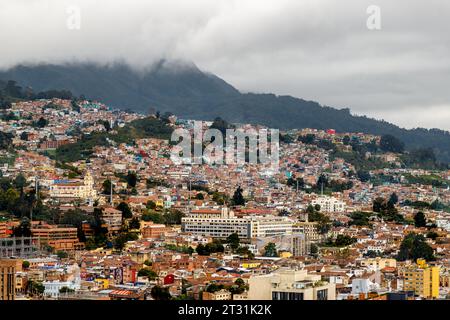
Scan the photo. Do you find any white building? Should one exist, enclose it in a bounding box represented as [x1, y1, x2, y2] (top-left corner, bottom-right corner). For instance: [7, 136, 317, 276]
[246, 268, 336, 300]
[311, 196, 346, 213]
[253, 234, 309, 256]
[351, 277, 380, 295]
[43, 264, 81, 298]
[181, 207, 294, 239]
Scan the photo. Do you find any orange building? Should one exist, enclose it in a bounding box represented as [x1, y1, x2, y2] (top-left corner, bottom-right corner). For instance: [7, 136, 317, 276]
[141, 223, 168, 239]
[0, 259, 16, 300]
[0, 222, 8, 238]
[31, 223, 84, 251]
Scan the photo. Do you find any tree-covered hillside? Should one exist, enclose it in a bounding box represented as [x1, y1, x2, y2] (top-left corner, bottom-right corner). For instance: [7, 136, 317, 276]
[1, 62, 450, 162]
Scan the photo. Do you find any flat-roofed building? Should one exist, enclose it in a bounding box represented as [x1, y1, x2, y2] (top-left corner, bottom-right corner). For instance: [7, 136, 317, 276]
[141, 223, 168, 239]
[247, 268, 336, 300]
[311, 196, 346, 213]
[101, 207, 123, 234]
[293, 222, 321, 241]
[181, 207, 294, 240]
[0, 259, 17, 300]
[402, 259, 440, 299]
[0, 222, 8, 238]
[31, 223, 84, 251]
[0, 237, 40, 258]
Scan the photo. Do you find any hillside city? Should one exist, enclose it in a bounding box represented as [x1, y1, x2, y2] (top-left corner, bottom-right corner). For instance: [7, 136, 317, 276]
[1, 90, 450, 301]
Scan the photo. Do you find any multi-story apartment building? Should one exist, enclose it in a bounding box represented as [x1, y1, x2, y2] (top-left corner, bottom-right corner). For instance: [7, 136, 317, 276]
[101, 207, 123, 234]
[360, 257, 397, 271]
[0, 222, 7, 238]
[293, 221, 321, 241]
[181, 207, 294, 240]
[0, 237, 40, 258]
[0, 259, 16, 300]
[246, 268, 336, 300]
[401, 259, 440, 299]
[311, 196, 346, 213]
[31, 223, 84, 251]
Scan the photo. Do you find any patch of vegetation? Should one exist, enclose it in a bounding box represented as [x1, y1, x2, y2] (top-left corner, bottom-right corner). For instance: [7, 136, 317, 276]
[55, 117, 173, 162]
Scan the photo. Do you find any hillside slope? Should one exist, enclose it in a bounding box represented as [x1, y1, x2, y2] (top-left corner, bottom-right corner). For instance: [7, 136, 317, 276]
[1, 62, 449, 162]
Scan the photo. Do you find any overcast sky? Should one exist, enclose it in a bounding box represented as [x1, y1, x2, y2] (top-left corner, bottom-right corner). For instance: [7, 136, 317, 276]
[1, 0, 450, 130]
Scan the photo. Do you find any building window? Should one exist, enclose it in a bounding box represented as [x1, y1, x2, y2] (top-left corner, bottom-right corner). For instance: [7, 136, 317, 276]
[272, 291, 303, 300]
[317, 289, 328, 301]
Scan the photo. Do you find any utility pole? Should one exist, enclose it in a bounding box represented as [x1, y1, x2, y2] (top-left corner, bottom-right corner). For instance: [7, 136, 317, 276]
[189, 176, 192, 203]
[30, 176, 39, 223]
[35, 176, 39, 200]
[110, 178, 113, 205]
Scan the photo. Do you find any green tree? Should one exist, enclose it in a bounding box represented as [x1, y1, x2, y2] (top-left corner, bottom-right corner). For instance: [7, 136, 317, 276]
[141, 211, 165, 224]
[195, 243, 206, 255]
[102, 120, 111, 132]
[113, 232, 138, 250]
[150, 286, 171, 300]
[232, 186, 245, 206]
[414, 211, 427, 228]
[357, 170, 371, 182]
[164, 209, 184, 225]
[343, 135, 350, 145]
[102, 179, 113, 195]
[126, 171, 138, 188]
[397, 233, 434, 261]
[298, 134, 315, 144]
[138, 268, 158, 280]
[12, 218, 32, 237]
[27, 280, 45, 296]
[310, 243, 319, 256]
[426, 231, 439, 240]
[264, 242, 278, 257]
[380, 134, 404, 153]
[389, 192, 399, 206]
[226, 233, 240, 251]
[236, 246, 255, 259]
[195, 193, 204, 200]
[59, 286, 75, 293]
[57, 251, 68, 259]
[129, 217, 141, 230]
[117, 201, 133, 219]
[206, 283, 224, 293]
[143, 260, 152, 266]
[36, 117, 48, 128]
[146, 200, 156, 210]
[13, 174, 27, 195]
[334, 235, 357, 247]
[20, 132, 29, 141]
[210, 117, 231, 135]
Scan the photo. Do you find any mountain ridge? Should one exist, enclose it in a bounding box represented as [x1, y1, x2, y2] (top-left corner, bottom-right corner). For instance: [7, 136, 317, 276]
[1, 61, 449, 162]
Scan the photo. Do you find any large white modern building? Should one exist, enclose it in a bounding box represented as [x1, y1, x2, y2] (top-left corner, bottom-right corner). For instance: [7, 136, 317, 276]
[245, 268, 336, 300]
[311, 196, 346, 213]
[181, 207, 295, 239]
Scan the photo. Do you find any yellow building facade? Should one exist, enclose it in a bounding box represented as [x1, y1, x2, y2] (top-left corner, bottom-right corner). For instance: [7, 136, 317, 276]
[402, 259, 440, 299]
